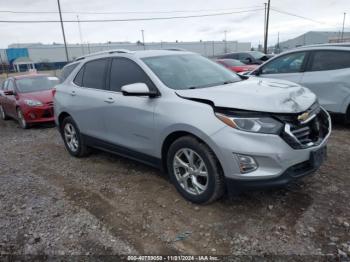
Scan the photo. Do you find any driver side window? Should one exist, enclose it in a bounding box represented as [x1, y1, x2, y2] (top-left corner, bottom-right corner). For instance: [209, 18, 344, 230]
[261, 52, 306, 74]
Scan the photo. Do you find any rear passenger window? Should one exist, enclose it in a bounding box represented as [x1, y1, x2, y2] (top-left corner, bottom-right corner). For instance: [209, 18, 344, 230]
[310, 51, 350, 71]
[60, 63, 79, 82]
[81, 59, 108, 89]
[109, 58, 156, 92]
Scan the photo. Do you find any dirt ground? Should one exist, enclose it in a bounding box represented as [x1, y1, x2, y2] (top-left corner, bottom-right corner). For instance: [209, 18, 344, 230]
[0, 117, 349, 259]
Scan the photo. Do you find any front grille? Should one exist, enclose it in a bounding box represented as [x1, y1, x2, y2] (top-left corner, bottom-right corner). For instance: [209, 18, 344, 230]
[278, 104, 330, 149]
[42, 109, 53, 118]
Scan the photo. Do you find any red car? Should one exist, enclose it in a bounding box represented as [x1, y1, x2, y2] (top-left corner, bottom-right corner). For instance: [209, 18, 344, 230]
[216, 59, 258, 73]
[0, 74, 59, 129]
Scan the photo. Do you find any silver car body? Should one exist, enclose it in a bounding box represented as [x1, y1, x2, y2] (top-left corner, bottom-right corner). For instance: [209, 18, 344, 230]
[251, 45, 350, 116]
[54, 50, 331, 185]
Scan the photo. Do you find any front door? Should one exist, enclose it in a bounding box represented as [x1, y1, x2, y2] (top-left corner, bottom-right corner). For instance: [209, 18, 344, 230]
[3, 79, 18, 117]
[103, 57, 157, 156]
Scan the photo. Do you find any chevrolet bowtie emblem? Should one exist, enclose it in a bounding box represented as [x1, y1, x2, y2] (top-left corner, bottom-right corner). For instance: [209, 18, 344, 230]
[298, 112, 310, 122]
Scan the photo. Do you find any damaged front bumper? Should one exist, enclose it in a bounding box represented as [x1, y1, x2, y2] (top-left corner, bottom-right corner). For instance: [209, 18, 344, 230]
[209, 106, 331, 192]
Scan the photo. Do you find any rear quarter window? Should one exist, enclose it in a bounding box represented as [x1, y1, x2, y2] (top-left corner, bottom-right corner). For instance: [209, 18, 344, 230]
[309, 50, 350, 71]
[60, 63, 79, 82]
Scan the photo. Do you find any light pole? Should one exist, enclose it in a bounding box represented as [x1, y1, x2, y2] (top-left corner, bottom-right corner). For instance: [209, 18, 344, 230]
[341, 12, 346, 42]
[141, 30, 146, 50]
[224, 30, 227, 53]
[57, 0, 69, 62]
[264, 0, 271, 54]
[77, 15, 84, 55]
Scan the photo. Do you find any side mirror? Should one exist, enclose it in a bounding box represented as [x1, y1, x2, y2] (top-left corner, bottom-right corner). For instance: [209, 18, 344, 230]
[252, 67, 262, 76]
[121, 83, 158, 97]
[4, 90, 15, 96]
[243, 58, 252, 64]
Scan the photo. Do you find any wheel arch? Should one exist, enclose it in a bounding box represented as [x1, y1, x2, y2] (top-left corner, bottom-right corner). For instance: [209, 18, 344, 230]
[160, 130, 224, 175]
[58, 112, 71, 129]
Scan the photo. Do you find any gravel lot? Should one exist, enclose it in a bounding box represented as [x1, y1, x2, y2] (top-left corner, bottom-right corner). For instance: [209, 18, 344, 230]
[0, 117, 349, 259]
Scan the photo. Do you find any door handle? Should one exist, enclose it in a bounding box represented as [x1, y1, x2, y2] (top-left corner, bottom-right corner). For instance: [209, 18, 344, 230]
[104, 97, 115, 103]
[70, 91, 76, 96]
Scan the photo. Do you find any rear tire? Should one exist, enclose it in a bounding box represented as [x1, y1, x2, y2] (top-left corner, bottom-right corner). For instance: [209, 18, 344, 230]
[17, 108, 28, 129]
[166, 136, 225, 204]
[61, 116, 90, 157]
[0, 105, 9, 120]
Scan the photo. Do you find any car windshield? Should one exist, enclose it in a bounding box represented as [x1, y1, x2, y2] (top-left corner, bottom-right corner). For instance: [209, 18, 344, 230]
[219, 59, 245, 66]
[16, 76, 59, 93]
[142, 54, 241, 90]
[249, 51, 266, 59]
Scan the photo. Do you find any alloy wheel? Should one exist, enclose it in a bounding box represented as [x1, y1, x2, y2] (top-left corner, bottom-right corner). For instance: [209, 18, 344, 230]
[64, 123, 79, 152]
[173, 148, 209, 195]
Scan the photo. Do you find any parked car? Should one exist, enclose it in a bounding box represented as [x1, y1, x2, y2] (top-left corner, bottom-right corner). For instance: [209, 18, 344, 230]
[218, 51, 270, 65]
[216, 59, 258, 73]
[249, 45, 350, 123]
[0, 74, 59, 128]
[55, 49, 331, 204]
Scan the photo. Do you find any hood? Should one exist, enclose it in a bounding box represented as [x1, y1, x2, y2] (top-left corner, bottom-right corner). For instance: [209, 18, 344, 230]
[175, 78, 316, 114]
[19, 89, 54, 104]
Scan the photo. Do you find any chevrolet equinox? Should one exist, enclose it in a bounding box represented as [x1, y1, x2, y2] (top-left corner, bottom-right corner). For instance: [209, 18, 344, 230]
[54, 49, 331, 204]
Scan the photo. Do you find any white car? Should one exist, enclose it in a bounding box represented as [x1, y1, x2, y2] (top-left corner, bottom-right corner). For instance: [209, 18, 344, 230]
[250, 44, 350, 123]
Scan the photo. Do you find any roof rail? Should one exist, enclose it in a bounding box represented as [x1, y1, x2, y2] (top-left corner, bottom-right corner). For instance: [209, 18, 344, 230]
[164, 48, 187, 51]
[74, 49, 132, 61]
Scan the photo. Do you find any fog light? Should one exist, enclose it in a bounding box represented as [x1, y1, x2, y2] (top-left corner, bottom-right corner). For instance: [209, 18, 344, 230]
[235, 154, 258, 174]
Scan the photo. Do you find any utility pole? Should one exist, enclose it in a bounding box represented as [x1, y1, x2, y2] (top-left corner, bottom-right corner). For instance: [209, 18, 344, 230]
[264, 0, 271, 54]
[141, 30, 146, 50]
[77, 15, 84, 55]
[276, 32, 280, 53]
[57, 0, 69, 62]
[224, 30, 227, 53]
[341, 12, 346, 42]
[264, 3, 267, 52]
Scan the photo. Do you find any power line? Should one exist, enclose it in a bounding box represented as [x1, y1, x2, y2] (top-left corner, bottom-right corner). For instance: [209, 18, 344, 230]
[270, 7, 335, 26]
[0, 6, 262, 15]
[0, 8, 264, 23]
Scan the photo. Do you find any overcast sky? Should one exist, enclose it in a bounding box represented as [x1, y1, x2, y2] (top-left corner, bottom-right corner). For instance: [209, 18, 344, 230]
[0, 0, 349, 48]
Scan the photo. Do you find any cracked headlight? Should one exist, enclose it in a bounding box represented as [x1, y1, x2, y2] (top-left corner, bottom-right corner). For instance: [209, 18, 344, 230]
[215, 112, 283, 134]
[24, 99, 43, 107]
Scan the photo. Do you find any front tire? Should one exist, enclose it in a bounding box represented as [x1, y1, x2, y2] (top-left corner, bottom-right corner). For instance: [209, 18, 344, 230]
[17, 108, 28, 129]
[167, 136, 225, 204]
[0, 105, 9, 120]
[61, 116, 90, 157]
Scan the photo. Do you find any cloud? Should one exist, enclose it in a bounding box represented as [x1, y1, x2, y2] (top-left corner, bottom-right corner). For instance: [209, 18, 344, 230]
[0, 0, 348, 48]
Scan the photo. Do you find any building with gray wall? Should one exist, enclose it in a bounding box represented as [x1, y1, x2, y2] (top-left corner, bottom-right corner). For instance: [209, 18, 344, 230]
[277, 31, 350, 52]
[1, 40, 251, 65]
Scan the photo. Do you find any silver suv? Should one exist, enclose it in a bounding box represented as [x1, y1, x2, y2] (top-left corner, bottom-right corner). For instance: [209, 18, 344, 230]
[250, 44, 350, 123]
[54, 49, 331, 204]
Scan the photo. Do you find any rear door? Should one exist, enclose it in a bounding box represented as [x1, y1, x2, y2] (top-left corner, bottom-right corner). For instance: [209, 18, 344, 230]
[300, 50, 350, 114]
[255, 51, 308, 83]
[68, 58, 110, 140]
